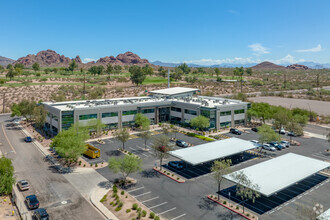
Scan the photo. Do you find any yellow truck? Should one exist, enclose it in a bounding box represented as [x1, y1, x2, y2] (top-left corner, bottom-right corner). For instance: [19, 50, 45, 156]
[84, 144, 101, 159]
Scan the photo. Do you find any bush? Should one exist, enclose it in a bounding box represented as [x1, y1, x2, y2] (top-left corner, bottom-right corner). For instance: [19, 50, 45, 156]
[118, 202, 123, 208]
[132, 203, 138, 210]
[137, 207, 141, 212]
[142, 210, 147, 217]
[149, 212, 155, 219]
[113, 185, 118, 193]
[110, 202, 114, 205]
[121, 190, 125, 195]
[223, 201, 227, 205]
[210, 195, 213, 198]
[246, 213, 250, 217]
[154, 216, 160, 220]
[126, 209, 131, 213]
[115, 207, 122, 212]
[100, 195, 107, 202]
[236, 205, 239, 210]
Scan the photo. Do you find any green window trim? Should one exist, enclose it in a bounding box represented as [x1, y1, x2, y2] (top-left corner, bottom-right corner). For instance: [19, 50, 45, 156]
[184, 109, 197, 115]
[79, 114, 97, 120]
[171, 107, 182, 112]
[61, 111, 74, 130]
[234, 109, 245, 114]
[123, 110, 137, 116]
[102, 112, 118, 118]
[220, 111, 231, 116]
[141, 108, 155, 114]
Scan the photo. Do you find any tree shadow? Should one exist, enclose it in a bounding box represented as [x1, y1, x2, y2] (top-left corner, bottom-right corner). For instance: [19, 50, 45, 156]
[197, 197, 217, 211]
[140, 169, 160, 178]
[97, 180, 112, 189]
[106, 150, 121, 157]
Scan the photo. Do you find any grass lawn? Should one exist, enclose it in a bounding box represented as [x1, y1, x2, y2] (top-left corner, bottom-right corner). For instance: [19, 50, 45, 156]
[143, 76, 168, 84]
[3, 82, 100, 87]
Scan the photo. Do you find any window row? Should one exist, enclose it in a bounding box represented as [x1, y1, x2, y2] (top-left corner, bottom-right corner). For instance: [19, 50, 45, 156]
[123, 110, 137, 116]
[102, 112, 118, 118]
[220, 111, 231, 116]
[171, 107, 182, 112]
[184, 109, 197, 115]
[79, 114, 97, 120]
[141, 108, 155, 114]
[234, 109, 245, 114]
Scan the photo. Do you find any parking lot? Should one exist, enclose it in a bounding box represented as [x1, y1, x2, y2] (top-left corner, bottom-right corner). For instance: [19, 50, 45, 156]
[91, 128, 330, 220]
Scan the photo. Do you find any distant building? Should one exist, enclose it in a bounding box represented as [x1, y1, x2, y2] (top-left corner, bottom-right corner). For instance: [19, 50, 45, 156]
[42, 87, 249, 135]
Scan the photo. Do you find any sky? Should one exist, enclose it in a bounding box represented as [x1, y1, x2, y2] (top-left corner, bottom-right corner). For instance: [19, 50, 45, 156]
[1, 0, 330, 65]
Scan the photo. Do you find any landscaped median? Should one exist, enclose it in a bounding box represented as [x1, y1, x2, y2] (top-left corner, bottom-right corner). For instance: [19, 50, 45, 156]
[118, 148, 140, 159]
[185, 132, 215, 142]
[153, 166, 185, 183]
[207, 195, 258, 220]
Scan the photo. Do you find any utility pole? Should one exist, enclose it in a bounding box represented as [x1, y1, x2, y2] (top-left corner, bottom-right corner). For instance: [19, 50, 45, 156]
[2, 92, 5, 113]
[83, 69, 86, 96]
[168, 68, 170, 88]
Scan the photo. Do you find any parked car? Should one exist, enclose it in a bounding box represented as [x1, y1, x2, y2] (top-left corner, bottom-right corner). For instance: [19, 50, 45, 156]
[24, 136, 32, 142]
[279, 128, 286, 135]
[280, 140, 290, 147]
[268, 142, 284, 150]
[168, 161, 185, 170]
[250, 140, 261, 147]
[176, 140, 188, 148]
[33, 208, 49, 220]
[230, 128, 242, 135]
[251, 127, 258, 132]
[262, 144, 276, 151]
[287, 131, 297, 137]
[25, 195, 39, 210]
[17, 180, 30, 191]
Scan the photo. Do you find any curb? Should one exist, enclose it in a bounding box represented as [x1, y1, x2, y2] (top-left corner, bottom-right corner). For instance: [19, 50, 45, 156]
[207, 196, 257, 220]
[90, 187, 119, 220]
[153, 167, 185, 183]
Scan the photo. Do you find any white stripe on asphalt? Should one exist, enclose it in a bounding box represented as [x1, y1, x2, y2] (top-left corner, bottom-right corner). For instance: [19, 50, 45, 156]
[142, 153, 149, 157]
[171, 213, 186, 220]
[128, 187, 144, 193]
[159, 207, 176, 215]
[141, 196, 159, 203]
[149, 202, 167, 209]
[134, 192, 151, 197]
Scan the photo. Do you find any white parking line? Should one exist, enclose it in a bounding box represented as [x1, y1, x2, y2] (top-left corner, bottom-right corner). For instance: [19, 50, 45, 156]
[312, 154, 329, 160]
[128, 187, 144, 193]
[141, 196, 159, 203]
[142, 153, 149, 157]
[159, 207, 176, 215]
[171, 213, 186, 220]
[134, 192, 151, 197]
[149, 202, 168, 209]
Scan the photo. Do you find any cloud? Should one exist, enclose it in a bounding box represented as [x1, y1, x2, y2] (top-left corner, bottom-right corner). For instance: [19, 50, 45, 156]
[83, 58, 97, 63]
[296, 44, 322, 52]
[228, 9, 240, 16]
[248, 43, 270, 55]
[178, 54, 304, 66]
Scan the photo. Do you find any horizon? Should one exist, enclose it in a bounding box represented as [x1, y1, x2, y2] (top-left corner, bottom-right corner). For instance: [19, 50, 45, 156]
[1, 0, 330, 66]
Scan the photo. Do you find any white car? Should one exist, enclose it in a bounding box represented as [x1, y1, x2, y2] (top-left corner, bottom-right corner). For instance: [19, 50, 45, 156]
[250, 140, 260, 147]
[280, 140, 290, 147]
[279, 128, 286, 135]
[262, 144, 276, 151]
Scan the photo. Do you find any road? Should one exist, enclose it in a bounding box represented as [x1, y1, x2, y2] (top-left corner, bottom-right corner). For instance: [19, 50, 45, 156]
[0, 115, 104, 220]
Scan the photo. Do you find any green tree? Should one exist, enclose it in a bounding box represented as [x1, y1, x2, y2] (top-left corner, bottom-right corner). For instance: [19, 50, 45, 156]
[140, 127, 152, 150]
[32, 105, 47, 129]
[68, 60, 78, 74]
[106, 64, 113, 78]
[177, 63, 191, 74]
[171, 68, 183, 81]
[233, 67, 244, 93]
[113, 65, 122, 74]
[158, 66, 167, 77]
[108, 155, 142, 183]
[285, 115, 304, 142]
[0, 156, 16, 195]
[14, 63, 24, 69]
[10, 100, 36, 121]
[84, 119, 106, 137]
[170, 124, 179, 139]
[129, 66, 146, 85]
[134, 113, 150, 129]
[142, 64, 154, 76]
[152, 135, 173, 170]
[258, 124, 280, 144]
[214, 68, 220, 77]
[88, 65, 104, 76]
[0, 65, 4, 73]
[211, 159, 232, 200]
[248, 102, 273, 124]
[32, 62, 40, 73]
[161, 123, 170, 136]
[246, 68, 253, 76]
[6, 64, 13, 70]
[50, 126, 89, 165]
[6, 68, 15, 80]
[114, 128, 130, 150]
[231, 171, 260, 213]
[190, 115, 210, 132]
[273, 107, 290, 132]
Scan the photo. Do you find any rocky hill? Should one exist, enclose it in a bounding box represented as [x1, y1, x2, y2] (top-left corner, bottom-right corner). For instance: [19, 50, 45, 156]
[91, 51, 150, 66]
[286, 64, 309, 70]
[14, 49, 82, 67]
[251, 61, 286, 70]
[0, 56, 15, 67]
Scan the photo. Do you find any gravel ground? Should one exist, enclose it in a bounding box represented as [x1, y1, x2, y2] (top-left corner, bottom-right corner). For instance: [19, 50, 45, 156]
[248, 96, 330, 116]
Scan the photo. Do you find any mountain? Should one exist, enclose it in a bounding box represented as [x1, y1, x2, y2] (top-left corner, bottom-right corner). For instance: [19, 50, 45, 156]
[0, 56, 15, 67]
[94, 51, 149, 66]
[286, 64, 309, 70]
[151, 61, 180, 67]
[251, 61, 286, 70]
[14, 49, 82, 67]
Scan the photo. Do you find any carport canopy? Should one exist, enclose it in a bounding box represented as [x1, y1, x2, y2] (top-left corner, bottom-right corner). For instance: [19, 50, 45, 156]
[168, 137, 257, 166]
[223, 153, 330, 197]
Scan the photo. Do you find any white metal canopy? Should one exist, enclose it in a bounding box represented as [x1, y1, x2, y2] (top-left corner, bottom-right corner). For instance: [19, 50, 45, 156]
[223, 153, 330, 197]
[150, 87, 199, 96]
[168, 137, 257, 166]
[318, 208, 330, 220]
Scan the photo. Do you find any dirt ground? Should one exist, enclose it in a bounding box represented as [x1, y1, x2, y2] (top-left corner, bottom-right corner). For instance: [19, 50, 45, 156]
[0, 196, 17, 220]
[248, 96, 330, 116]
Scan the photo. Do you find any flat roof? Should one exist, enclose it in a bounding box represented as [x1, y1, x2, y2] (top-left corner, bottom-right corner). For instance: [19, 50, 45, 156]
[150, 87, 199, 95]
[168, 137, 257, 166]
[318, 208, 330, 220]
[223, 153, 330, 197]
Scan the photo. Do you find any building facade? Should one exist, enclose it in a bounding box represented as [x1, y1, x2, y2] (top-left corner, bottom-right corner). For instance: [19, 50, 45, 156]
[42, 87, 249, 135]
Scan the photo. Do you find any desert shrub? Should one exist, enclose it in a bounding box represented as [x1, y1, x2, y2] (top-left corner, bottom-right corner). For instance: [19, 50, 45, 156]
[100, 195, 107, 202]
[115, 207, 122, 212]
[126, 209, 131, 213]
[121, 190, 124, 195]
[246, 213, 250, 217]
[149, 212, 155, 219]
[137, 207, 141, 212]
[154, 216, 160, 220]
[118, 202, 123, 208]
[109, 202, 113, 205]
[223, 201, 227, 205]
[236, 205, 239, 210]
[113, 185, 118, 193]
[142, 210, 147, 217]
[132, 203, 138, 210]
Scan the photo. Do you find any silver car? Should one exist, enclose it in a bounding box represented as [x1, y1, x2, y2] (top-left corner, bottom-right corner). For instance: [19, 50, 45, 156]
[262, 144, 276, 152]
[280, 140, 290, 147]
[17, 180, 30, 191]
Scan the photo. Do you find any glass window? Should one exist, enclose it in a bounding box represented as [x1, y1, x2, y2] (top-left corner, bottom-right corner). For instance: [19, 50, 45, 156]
[234, 109, 245, 114]
[61, 111, 74, 130]
[184, 109, 197, 115]
[141, 108, 155, 114]
[171, 107, 181, 112]
[220, 122, 231, 127]
[105, 123, 117, 129]
[123, 110, 137, 116]
[79, 114, 97, 120]
[220, 111, 231, 116]
[235, 119, 245, 125]
[102, 112, 118, 118]
[122, 121, 135, 127]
